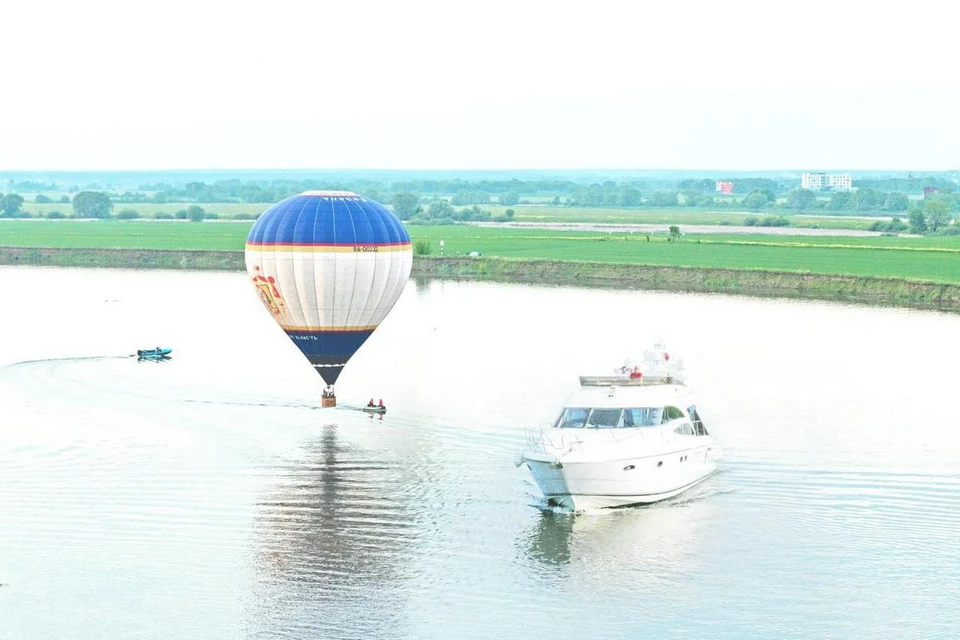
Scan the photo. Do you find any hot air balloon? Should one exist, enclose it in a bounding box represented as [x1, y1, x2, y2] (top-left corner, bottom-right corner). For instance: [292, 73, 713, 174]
[245, 191, 412, 407]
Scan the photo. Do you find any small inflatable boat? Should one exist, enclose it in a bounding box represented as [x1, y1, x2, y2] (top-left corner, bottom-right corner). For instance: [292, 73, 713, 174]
[362, 405, 386, 414]
[137, 347, 172, 360]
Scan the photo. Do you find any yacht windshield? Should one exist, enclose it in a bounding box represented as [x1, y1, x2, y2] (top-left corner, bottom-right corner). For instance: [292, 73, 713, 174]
[558, 407, 666, 428]
[556, 408, 590, 428]
[622, 408, 663, 427]
[586, 409, 622, 429]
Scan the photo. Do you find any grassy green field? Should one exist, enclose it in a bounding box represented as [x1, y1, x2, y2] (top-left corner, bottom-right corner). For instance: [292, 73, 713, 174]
[410, 226, 960, 284]
[1, 220, 957, 284]
[0, 220, 250, 250]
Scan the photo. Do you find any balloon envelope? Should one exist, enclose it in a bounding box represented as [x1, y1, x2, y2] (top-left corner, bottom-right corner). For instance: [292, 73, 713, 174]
[245, 191, 412, 385]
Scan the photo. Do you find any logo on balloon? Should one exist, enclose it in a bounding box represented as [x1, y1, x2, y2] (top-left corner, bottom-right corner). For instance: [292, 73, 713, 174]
[251, 266, 287, 318]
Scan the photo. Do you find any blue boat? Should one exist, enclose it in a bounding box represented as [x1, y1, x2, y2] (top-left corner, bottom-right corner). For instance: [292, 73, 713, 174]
[137, 347, 172, 360]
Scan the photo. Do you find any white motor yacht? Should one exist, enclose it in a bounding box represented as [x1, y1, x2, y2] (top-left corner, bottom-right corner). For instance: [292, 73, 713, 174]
[519, 346, 722, 511]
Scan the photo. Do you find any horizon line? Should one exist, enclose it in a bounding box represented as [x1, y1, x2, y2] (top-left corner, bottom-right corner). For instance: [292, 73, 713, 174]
[3, 167, 958, 174]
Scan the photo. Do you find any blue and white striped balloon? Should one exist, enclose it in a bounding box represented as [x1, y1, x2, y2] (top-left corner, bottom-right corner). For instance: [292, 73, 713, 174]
[245, 191, 412, 386]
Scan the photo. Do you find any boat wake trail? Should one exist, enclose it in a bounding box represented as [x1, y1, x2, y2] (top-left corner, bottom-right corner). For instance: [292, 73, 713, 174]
[0, 354, 134, 371]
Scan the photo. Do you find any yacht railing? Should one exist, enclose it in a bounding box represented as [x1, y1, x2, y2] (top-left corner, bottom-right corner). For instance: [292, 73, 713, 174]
[578, 374, 684, 387]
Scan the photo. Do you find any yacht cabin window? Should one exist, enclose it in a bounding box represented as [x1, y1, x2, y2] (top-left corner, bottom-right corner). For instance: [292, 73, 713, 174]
[556, 408, 590, 429]
[663, 406, 685, 422]
[586, 409, 622, 429]
[558, 407, 677, 429]
[688, 405, 709, 436]
[673, 423, 696, 436]
[622, 408, 662, 427]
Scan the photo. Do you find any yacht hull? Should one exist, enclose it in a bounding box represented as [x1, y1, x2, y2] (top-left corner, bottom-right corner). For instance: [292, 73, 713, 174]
[524, 447, 718, 511]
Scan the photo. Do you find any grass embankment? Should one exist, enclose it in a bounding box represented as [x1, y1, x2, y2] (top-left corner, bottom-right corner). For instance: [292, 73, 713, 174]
[411, 258, 960, 311]
[2, 220, 959, 310]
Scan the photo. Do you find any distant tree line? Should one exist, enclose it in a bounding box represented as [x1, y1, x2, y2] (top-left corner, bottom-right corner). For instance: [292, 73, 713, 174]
[5, 175, 960, 229]
[9, 173, 960, 205]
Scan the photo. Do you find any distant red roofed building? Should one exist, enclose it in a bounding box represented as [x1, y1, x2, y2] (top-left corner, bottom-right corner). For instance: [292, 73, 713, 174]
[923, 187, 939, 197]
[715, 181, 734, 195]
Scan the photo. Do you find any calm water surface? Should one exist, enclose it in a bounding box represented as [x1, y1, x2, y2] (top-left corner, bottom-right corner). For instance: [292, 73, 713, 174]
[1, 267, 959, 639]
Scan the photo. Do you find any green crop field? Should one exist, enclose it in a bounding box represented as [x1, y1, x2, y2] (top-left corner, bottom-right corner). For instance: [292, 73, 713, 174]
[2, 220, 958, 284]
[411, 226, 960, 284]
[0, 220, 251, 250]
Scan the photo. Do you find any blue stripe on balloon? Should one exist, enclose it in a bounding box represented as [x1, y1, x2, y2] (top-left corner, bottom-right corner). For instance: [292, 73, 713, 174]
[247, 194, 411, 246]
[284, 329, 375, 360]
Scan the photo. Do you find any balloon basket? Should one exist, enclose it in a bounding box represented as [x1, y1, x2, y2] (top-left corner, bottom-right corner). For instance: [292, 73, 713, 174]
[321, 395, 337, 408]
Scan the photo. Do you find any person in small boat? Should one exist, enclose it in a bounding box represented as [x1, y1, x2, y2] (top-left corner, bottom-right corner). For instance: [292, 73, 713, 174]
[378, 399, 384, 408]
[368, 399, 376, 407]
[629, 366, 643, 379]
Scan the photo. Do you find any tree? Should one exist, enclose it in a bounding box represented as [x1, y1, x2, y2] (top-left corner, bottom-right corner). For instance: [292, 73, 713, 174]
[853, 188, 884, 211]
[648, 191, 678, 207]
[677, 189, 702, 207]
[927, 193, 957, 214]
[884, 193, 909, 212]
[186, 205, 206, 222]
[908, 206, 928, 234]
[59, 195, 70, 203]
[617, 188, 642, 207]
[116, 208, 140, 220]
[500, 191, 520, 206]
[677, 179, 714, 192]
[786, 188, 815, 212]
[423, 200, 457, 220]
[828, 191, 855, 211]
[756, 188, 777, 203]
[35, 194, 52, 203]
[1, 193, 25, 217]
[924, 200, 951, 232]
[745, 191, 769, 211]
[424, 200, 455, 220]
[72, 191, 113, 218]
[668, 225, 682, 241]
[392, 192, 420, 220]
[504, 208, 515, 221]
[451, 190, 490, 206]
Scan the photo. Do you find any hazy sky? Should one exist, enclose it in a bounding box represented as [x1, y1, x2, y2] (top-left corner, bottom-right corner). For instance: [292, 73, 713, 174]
[2, 0, 958, 171]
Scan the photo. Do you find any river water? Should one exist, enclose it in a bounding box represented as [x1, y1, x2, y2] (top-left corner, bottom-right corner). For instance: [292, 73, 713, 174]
[1, 267, 958, 639]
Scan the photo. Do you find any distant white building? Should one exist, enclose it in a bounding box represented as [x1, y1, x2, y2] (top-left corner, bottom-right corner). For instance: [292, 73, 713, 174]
[801, 172, 853, 192]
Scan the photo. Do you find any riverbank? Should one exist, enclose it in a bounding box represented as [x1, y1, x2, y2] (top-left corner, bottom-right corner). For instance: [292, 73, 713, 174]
[412, 256, 960, 312]
[0, 247, 245, 270]
[2, 246, 958, 312]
